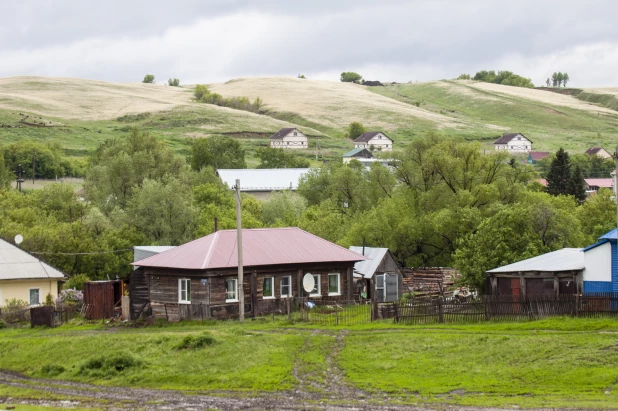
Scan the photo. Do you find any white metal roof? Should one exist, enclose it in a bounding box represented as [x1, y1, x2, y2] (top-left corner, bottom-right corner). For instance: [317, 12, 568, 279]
[0, 238, 66, 281]
[487, 248, 584, 273]
[349, 246, 389, 278]
[217, 168, 311, 191]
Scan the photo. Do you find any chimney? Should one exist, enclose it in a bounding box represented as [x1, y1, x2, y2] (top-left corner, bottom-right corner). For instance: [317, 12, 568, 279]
[362, 237, 366, 256]
[214, 217, 218, 232]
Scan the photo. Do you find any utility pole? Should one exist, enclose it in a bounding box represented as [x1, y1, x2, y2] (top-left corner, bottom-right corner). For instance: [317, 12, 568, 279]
[14, 164, 24, 192]
[614, 146, 618, 232]
[235, 179, 244, 322]
[32, 151, 36, 184]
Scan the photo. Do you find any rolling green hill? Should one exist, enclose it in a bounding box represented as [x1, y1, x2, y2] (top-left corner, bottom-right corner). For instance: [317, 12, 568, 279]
[1, 76, 618, 164]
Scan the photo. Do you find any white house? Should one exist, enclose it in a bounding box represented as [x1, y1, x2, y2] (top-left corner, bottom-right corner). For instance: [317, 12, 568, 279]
[269, 128, 308, 149]
[585, 147, 612, 159]
[493, 133, 532, 153]
[354, 132, 393, 152]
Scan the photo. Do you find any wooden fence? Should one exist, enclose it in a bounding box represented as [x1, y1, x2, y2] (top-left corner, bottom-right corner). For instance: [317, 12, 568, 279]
[392, 294, 618, 324]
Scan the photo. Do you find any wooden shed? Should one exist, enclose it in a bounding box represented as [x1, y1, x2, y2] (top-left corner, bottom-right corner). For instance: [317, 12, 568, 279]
[83, 280, 124, 319]
[349, 246, 402, 302]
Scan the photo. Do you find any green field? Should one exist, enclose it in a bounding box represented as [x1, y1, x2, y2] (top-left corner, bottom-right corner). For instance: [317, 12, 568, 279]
[3, 318, 618, 409]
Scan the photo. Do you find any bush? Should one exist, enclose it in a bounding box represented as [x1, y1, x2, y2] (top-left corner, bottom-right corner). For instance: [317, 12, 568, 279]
[142, 74, 155, 84]
[193, 84, 264, 113]
[41, 364, 65, 377]
[340, 72, 363, 83]
[174, 333, 217, 350]
[4, 298, 27, 311]
[78, 354, 142, 377]
[63, 274, 90, 291]
[346, 122, 366, 139]
[168, 78, 180, 87]
[45, 293, 54, 306]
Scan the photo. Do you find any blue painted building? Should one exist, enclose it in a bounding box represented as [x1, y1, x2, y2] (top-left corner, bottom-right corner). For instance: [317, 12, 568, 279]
[582, 229, 617, 294]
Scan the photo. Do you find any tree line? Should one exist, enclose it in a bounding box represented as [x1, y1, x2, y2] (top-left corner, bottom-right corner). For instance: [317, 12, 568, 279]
[0, 130, 614, 293]
[457, 70, 534, 88]
[546, 72, 570, 87]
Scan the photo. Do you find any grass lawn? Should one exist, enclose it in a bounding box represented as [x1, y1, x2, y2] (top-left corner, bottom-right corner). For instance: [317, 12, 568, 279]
[2, 318, 618, 408]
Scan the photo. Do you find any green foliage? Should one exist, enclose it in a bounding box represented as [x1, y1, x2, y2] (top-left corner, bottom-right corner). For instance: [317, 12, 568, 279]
[127, 178, 198, 245]
[193, 84, 264, 113]
[174, 333, 217, 350]
[44, 293, 54, 306]
[340, 72, 363, 83]
[255, 147, 309, 169]
[63, 274, 90, 290]
[546, 148, 571, 196]
[457, 74, 471, 80]
[0, 151, 11, 190]
[142, 74, 155, 84]
[346, 122, 366, 139]
[567, 165, 586, 203]
[551, 72, 569, 87]
[167, 78, 180, 87]
[472, 70, 534, 88]
[299, 74, 306, 79]
[41, 364, 65, 377]
[3, 141, 83, 178]
[262, 192, 307, 226]
[78, 353, 142, 377]
[4, 298, 27, 310]
[84, 128, 186, 211]
[189, 137, 246, 171]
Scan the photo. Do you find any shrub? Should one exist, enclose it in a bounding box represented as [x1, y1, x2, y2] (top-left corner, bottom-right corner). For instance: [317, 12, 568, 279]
[340, 72, 363, 83]
[45, 293, 54, 306]
[78, 354, 142, 377]
[142, 74, 155, 84]
[63, 274, 90, 291]
[346, 122, 366, 139]
[4, 298, 27, 311]
[57, 288, 83, 304]
[193, 84, 264, 113]
[175, 333, 217, 350]
[168, 78, 180, 87]
[41, 364, 65, 377]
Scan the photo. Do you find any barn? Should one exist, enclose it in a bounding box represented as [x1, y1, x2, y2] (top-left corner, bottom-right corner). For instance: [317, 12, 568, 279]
[130, 228, 368, 320]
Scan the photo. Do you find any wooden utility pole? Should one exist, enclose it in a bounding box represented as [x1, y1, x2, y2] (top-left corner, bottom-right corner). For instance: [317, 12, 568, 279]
[235, 179, 245, 322]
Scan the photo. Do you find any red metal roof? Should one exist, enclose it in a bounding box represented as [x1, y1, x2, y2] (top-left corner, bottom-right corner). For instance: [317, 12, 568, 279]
[529, 151, 549, 161]
[584, 178, 614, 188]
[132, 228, 369, 270]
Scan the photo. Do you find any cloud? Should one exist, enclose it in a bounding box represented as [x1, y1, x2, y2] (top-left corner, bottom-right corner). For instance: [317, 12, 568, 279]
[1, 0, 618, 87]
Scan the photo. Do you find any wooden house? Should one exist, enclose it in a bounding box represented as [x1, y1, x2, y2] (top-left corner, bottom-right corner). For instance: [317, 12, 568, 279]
[131, 228, 368, 320]
[269, 128, 308, 149]
[353, 132, 393, 151]
[585, 147, 612, 159]
[493, 133, 532, 153]
[349, 246, 402, 302]
[0, 238, 65, 307]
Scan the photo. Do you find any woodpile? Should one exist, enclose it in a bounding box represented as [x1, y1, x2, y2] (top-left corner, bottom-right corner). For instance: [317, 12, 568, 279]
[401, 267, 460, 297]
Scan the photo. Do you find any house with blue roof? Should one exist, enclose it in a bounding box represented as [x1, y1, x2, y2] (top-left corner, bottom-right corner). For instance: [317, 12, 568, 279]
[582, 229, 617, 294]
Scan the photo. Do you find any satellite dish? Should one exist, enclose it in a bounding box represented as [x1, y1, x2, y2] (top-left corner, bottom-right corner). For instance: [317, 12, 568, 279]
[14, 234, 23, 245]
[302, 273, 315, 293]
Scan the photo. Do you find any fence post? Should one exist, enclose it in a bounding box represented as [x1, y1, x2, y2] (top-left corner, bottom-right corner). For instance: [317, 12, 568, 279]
[575, 294, 580, 317]
[393, 303, 399, 323]
[335, 307, 339, 326]
[438, 298, 444, 323]
[287, 298, 291, 321]
[200, 303, 204, 324]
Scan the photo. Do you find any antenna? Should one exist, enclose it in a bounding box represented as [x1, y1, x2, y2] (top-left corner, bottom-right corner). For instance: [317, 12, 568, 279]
[14, 234, 23, 245]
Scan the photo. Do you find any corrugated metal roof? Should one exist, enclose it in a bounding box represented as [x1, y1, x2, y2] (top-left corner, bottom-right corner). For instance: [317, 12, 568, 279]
[217, 168, 311, 191]
[343, 148, 373, 158]
[600, 229, 618, 240]
[0, 238, 66, 280]
[349, 246, 387, 278]
[583, 240, 609, 252]
[133, 246, 176, 263]
[487, 248, 584, 273]
[133, 227, 369, 270]
[585, 178, 614, 188]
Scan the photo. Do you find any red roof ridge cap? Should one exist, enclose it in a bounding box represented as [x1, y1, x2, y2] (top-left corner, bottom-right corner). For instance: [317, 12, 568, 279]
[201, 231, 220, 269]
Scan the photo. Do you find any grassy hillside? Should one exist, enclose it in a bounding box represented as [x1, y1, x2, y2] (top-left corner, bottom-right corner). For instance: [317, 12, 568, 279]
[1, 76, 618, 164]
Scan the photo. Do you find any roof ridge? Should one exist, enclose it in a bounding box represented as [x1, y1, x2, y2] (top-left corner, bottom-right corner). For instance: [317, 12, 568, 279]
[201, 231, 219, 269]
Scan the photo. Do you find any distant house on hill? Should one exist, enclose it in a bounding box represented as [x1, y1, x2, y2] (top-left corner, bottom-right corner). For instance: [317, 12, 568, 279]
[584, 178, 614, 195]
[353, 132, 393, 152]
[343, 148, 373, 164]
[217, 168, 310, 199]
[493, 133, 532, 153]
[269, 128, 308, 149]
[585, 147, 611, 159]
[528, 151, 549, 164]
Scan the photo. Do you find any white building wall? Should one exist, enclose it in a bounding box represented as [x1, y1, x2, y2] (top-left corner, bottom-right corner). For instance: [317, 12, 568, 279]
[583, 242, 612, 282]
[354, 133, 393, 151]
[270, 129, 308, 149]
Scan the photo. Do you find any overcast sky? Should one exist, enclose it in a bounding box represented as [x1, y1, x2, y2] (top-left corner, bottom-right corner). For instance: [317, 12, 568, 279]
[2, 0, 618, 87]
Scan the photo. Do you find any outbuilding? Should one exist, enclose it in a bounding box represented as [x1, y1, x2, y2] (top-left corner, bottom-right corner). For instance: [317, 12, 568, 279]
[485, 248, 583, 296]
[349, 246, 402, 302]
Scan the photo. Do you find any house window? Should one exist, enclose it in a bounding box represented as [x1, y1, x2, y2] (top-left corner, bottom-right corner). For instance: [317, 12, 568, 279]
[263, 277, 274, 299]
[328, 273, 340, 296]
[29, 288, 40, 305]
[310, 274, 321, 296]
[293, 132, 297, 136]
[226, 278, 238, 302]
[178, 279, 191, 304]
[281, 276, 292, 297]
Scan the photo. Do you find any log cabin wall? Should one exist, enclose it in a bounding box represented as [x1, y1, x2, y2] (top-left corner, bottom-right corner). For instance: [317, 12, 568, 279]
[143, 263, 354, 320]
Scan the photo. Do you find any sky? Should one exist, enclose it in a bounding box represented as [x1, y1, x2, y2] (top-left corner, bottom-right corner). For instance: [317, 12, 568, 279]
[2, 0, 618, 87]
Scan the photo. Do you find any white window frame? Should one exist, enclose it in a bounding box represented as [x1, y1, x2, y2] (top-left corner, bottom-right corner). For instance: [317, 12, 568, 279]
[263, 276, 275, 299]
[226, 278, 238, 302]
[310, 274, 321, 297]
[29, 288, 41, 306]
[280, 276, 292, 298]
[178, 279, 191, 304]
[327, 273, 341, 296]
